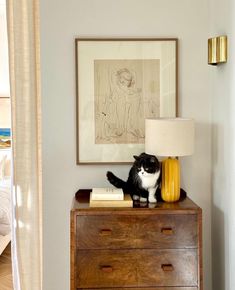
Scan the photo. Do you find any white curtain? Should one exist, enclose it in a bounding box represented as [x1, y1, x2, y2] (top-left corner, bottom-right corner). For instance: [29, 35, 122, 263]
[6, 1, 42, 290]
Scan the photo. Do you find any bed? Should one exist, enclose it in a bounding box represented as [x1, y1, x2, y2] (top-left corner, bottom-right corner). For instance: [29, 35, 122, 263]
[0, 150, 11, 255]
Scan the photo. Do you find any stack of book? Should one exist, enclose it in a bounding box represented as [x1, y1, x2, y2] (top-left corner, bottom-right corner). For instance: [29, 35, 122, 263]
[89, 188, 133, 208]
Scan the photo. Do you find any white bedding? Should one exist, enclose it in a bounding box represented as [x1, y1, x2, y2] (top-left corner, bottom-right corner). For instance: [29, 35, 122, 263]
[0, 178, 11, 236]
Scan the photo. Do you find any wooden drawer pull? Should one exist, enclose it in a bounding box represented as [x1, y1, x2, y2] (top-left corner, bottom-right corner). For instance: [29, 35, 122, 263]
[161, 227, 174, 235]
[99, 229, 112, 236]
[100, 265, 113, 273]
[161, 264, 174, 271]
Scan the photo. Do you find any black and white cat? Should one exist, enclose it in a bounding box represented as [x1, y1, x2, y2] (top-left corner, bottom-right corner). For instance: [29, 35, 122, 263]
[107, 152, 161, 203]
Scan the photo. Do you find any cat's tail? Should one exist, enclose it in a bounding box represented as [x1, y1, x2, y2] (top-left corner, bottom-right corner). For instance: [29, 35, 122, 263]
[106, 171, 128, 192]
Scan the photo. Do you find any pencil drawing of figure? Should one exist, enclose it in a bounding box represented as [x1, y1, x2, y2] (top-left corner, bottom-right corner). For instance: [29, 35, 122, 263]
[111, 68, 144, 137]
[94, 60, 160, 144]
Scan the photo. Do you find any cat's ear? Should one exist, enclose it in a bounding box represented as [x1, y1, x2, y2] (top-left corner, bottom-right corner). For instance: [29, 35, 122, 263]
[150, 156, 156, 163]
[133, 155, 139, 161]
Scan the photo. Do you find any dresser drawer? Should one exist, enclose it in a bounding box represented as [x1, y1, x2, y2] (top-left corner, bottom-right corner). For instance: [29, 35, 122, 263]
[78, 288, 198, 290]
[76, 214, 198, 249]
[76, 249, 198, 288]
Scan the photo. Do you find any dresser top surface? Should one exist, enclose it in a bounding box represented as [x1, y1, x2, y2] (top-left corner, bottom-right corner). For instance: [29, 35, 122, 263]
[71, 189, 201, 215]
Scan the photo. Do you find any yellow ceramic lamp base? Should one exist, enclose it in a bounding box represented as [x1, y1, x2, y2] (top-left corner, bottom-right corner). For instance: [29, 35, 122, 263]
[161, 158, 180, 202]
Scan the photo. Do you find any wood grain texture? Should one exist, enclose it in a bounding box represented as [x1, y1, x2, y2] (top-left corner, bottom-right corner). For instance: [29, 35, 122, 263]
[198, 209, 203, 290]
[79, 288, 198, 290]
[0, 243, 13, 290]
[71, 189, 202, 290]
[72, 190, 201, 214]
[70, 211, 76, 290]
[76, 249, 197, 288]
[76, 214, 198, 249]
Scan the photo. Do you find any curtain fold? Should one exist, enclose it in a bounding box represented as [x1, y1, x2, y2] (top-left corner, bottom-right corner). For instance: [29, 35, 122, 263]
[6, 1, 42, 290]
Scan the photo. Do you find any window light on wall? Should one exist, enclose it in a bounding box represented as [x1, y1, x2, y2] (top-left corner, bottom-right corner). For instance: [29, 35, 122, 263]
[0, 0, 10, 98]
[0, 0, 11, 129]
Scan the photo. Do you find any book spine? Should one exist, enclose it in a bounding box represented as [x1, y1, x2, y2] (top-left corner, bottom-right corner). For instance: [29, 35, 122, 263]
[89, 200, 132, 208]
[91, 193, 124, 201]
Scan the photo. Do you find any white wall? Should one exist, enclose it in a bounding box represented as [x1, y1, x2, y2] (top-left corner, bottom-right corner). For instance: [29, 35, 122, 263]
[40, 1, 212, 289]
[0, 1, 10, 98]
[0, 99, 11, 128]
[209, 0, 235, 289]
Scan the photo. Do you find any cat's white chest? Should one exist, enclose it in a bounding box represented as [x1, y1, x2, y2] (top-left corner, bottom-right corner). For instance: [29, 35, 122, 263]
[140, 171, 160, 189]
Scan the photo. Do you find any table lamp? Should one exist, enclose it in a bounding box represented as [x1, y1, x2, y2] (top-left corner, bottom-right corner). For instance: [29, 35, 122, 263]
[145, 118, 195, 202]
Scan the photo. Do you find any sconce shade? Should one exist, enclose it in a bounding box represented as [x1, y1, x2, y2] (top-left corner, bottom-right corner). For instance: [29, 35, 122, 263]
[145, 118, 195, 157]
[208, 35, 227, 65]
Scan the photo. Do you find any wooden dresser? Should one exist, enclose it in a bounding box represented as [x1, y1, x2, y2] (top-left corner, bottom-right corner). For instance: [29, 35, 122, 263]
[71, 189, 203, 290]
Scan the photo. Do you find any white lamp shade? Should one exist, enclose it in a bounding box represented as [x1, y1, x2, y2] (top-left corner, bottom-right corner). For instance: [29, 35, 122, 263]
[145, 118, 195, 157]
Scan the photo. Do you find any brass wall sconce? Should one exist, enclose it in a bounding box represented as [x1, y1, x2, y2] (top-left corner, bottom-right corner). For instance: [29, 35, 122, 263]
[208, 35, 227, 65]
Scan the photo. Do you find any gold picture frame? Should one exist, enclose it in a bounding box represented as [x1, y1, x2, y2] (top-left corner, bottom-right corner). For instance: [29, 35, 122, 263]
[75, 38, 178, 164]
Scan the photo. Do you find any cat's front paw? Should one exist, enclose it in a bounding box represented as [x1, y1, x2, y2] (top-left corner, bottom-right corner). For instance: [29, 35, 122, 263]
[140, 196, 148, 203]
[149, 196, 157, 203]
[133, 194, 140, 201]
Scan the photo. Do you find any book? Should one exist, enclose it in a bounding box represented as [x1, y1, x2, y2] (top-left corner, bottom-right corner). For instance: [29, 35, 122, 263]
[91, 187, 124, 201]
[89, 194, 133, 208]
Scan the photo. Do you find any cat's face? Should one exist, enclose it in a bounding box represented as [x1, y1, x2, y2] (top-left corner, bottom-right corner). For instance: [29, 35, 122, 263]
[133, 153, 160, 176]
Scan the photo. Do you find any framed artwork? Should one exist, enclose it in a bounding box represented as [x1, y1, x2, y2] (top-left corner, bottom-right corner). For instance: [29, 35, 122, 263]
[0, 128, 11, 148]
[75, 38, 178, 164]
